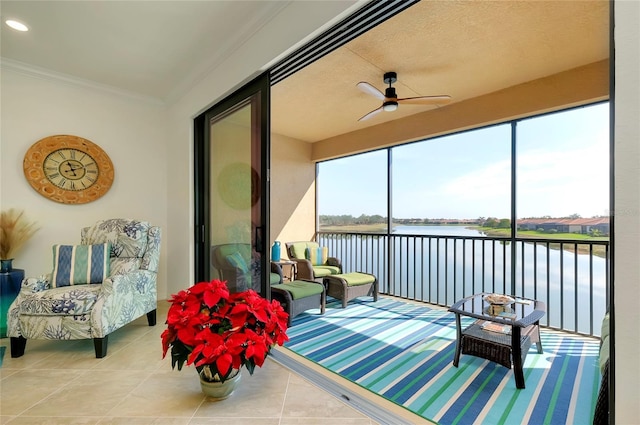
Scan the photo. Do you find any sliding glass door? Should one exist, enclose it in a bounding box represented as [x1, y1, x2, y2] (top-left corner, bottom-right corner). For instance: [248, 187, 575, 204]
[194, 74, 270, 297]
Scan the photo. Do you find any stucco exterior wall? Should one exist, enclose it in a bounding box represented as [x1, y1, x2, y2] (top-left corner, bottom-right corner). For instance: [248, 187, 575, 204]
[269, 132, 316, 250]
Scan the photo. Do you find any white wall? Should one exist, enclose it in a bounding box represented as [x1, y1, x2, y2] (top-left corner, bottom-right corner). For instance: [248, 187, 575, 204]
[0, 70, 169, 297]
[614, 1, 640, 423]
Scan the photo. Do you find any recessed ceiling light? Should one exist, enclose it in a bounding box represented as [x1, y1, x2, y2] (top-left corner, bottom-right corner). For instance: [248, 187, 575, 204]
[5, 19, 29, 32]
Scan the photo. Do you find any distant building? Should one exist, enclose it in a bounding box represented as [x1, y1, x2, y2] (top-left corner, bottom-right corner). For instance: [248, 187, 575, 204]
[517, 217, 609, 235]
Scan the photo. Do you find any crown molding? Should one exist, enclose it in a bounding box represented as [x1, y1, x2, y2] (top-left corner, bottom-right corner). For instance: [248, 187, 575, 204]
[0, 57, 165, 106]
[164, 1, 290, 105]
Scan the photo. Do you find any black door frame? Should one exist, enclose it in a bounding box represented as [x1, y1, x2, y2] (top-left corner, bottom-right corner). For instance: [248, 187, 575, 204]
[194, 72, 271, 296]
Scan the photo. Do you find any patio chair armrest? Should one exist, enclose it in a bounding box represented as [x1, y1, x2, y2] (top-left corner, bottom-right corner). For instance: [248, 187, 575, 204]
[271, 262, 284, 281]
[516, 310, 545, 327]
[290, 258, 314, 280]
[327, 257, 342, 270]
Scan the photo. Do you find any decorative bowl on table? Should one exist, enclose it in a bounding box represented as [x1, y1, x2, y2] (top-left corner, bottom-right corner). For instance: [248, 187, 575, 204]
[483, 293, 515, 305]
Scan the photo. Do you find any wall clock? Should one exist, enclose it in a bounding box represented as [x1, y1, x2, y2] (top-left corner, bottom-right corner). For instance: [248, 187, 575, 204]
[23, 135, 115, 204]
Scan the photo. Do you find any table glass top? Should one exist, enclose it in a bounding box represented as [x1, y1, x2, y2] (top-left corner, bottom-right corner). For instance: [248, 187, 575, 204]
[449, 293, 545, 325]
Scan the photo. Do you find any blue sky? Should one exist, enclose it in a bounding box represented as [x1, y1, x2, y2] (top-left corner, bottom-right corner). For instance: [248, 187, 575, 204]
[318, 102, 610, 219]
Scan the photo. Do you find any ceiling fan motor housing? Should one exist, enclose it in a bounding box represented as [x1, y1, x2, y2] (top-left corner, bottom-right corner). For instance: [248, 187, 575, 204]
[383, 71, 397, 85]
[385, 87, 397, 99]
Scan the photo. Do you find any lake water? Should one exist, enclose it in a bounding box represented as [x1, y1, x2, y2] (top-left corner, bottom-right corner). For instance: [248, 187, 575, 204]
[393, 225, 483, 237]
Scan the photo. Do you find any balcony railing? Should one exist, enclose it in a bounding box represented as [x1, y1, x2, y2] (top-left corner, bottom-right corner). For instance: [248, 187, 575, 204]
[317, 231, 609, 337]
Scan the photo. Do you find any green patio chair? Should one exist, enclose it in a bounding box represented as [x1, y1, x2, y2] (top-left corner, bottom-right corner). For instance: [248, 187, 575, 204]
[285, 241, 342, 282]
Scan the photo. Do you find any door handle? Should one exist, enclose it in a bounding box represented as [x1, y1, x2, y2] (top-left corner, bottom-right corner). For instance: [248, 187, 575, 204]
[255, 226, 263, 252]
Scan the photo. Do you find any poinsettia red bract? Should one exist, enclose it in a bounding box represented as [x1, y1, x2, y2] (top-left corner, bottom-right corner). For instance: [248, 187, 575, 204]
[162, 279, 289, 383]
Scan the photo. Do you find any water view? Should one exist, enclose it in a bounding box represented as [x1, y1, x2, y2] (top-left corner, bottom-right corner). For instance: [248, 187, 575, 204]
[319, 225, 608, 336]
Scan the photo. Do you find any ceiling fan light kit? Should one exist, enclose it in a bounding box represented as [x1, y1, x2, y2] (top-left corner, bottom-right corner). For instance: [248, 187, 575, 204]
[357, 71, 451, 121]
[383, 101, 398, 112]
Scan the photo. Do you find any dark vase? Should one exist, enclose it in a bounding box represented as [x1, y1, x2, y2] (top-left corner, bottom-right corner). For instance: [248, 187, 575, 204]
[1, 260, 23, 337]
[0, 258, 13, 273]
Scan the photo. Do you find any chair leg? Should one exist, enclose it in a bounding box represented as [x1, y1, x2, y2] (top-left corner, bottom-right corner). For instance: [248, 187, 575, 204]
[10, 336, 26, 358]
[146, 309, 157, 326]
[94, 336, 108, 358]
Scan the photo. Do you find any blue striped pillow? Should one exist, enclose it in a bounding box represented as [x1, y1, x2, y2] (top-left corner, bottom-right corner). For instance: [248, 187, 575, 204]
[51, 243, 111, 287]
[305, 246, 328, 266]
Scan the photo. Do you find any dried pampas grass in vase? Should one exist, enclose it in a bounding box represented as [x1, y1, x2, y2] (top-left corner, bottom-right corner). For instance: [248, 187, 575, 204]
[0, 209, 39, 265]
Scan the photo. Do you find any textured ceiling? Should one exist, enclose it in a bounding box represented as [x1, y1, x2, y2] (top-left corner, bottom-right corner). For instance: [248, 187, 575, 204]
[271, 0, 609, 143]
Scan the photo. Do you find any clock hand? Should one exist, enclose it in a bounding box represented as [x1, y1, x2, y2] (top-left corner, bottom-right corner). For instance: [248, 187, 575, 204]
[63, 162, 78, 177]
[65, 162, 86, 176]
[67, 163, 84, 170]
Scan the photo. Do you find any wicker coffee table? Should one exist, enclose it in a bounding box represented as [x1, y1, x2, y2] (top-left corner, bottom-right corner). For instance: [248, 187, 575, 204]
[448, 293, 546, 389]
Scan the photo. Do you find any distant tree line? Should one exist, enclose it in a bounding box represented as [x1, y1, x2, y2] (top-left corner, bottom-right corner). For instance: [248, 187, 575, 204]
[319, 214, 386, 226]
[320, 215, 486, 226]
[481, 217, 511, 228]
[320, 214, 605, 228]
[320, 215, 509, 227]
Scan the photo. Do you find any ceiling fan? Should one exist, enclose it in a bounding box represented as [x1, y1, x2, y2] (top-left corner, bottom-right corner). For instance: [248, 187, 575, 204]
[357, 71, 451, 122]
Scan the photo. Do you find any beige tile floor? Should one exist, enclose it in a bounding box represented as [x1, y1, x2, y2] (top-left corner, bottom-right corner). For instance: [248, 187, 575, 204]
[0, 303, 379, 425]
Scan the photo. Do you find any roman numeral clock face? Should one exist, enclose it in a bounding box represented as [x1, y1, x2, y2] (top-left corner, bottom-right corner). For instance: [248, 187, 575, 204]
[44, 148, 99, 191]
[24, 135, 114, 204]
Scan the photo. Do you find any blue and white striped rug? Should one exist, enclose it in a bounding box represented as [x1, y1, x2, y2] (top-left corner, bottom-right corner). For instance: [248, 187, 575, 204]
[284, 297, 601, 425]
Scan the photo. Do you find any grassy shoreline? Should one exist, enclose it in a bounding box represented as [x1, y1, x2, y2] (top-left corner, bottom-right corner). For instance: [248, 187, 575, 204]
[319, 224, 608, 257]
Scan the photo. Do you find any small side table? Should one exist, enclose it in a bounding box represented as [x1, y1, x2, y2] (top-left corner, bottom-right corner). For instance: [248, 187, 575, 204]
[272, 260, 297, 281]
[448, 293, 546, 389]
[1, 268, 24, 338]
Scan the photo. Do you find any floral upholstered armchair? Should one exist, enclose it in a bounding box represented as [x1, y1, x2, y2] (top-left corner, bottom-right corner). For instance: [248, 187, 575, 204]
[8, 218, 161, 358]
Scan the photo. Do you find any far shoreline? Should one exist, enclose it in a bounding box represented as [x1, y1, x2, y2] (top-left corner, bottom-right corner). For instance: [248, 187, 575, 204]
[320, 222, 608, 238]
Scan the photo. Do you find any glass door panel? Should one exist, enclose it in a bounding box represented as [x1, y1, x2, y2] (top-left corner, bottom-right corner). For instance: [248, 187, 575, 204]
[209, 99, 262, 293]
[195, 73, 269, 297]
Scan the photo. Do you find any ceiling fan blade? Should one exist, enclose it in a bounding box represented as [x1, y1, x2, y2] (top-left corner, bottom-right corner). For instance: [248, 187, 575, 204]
[358, 106, 384, 122]
[397, 95, 452, 105]
[357, 82, 385, 100]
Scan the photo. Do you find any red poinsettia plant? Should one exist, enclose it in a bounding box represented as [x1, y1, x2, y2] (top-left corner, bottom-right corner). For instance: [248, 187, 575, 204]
[161, 279, 289, 383]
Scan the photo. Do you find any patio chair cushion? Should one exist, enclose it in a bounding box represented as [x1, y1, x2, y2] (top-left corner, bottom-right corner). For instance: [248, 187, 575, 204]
[599, 312, 610, 374]
[51, 243, 111, 287]
[335, 272, 376, 286]
[289, 242, 310, 260]
[270, 272, 282, 285]
[272, 280, 324, 299]
[215, 243, 251, 262]
[311, 265, 341, 277]
[226, 252, 249, 273]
